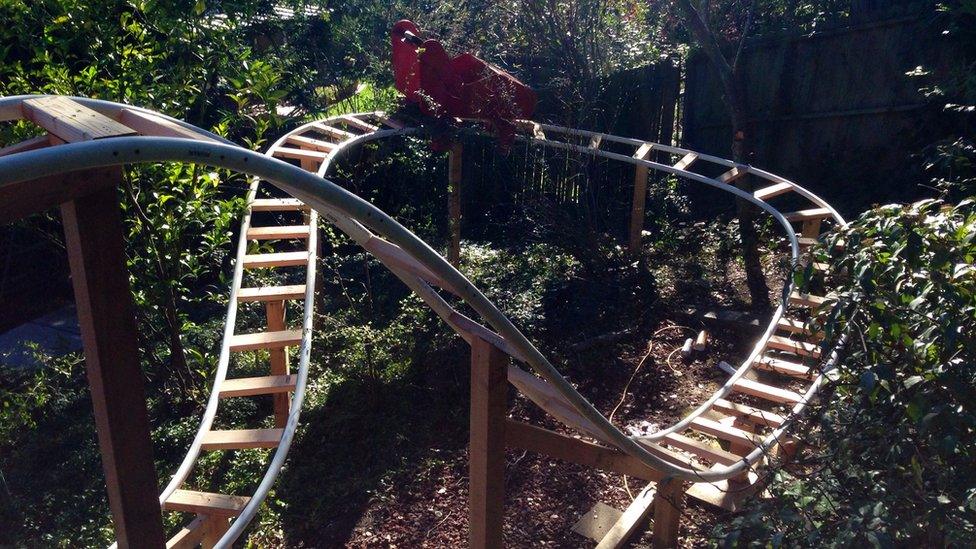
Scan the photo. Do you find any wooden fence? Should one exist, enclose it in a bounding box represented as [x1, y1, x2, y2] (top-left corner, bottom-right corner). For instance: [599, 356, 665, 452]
[683, 12, 964, 216]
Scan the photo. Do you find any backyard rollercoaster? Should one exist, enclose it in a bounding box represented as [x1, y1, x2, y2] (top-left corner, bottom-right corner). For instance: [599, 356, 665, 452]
[0, 95, 846, 548]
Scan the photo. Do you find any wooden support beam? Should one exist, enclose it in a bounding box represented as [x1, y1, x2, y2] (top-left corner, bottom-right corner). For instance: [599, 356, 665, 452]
[117, 109, 216, 142]
[629, 143, 654, 253]
[22, 96, 136, 142]
[651, 478, 686, 548]
[506, 420, 664, 482]
[448, 143, 462, 267]
[0, 168, 119, 224]
[201, 517, 230, 549]
[595, 483, 656, 549]
[0, 134, 51, 158]
[265, 300, 291, 428]
[165, 516, 207, 549]
[60, 178, 165, 548]
[469, 337, 508, 549]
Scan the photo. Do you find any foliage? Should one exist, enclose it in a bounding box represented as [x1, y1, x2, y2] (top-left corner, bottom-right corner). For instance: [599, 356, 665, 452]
[716, 165, 976, 546]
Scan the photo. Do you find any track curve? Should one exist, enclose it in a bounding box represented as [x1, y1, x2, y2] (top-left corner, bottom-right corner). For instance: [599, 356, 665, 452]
[0, 97, 847, 546]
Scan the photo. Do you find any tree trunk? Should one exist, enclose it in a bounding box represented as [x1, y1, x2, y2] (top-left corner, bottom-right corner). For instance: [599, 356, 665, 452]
[676, 0, 771, 309]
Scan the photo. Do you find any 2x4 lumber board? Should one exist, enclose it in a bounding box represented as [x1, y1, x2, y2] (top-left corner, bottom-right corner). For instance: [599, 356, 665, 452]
[60, 182, 165, 548]
[753, 181, 793, 200]
[242, 251, 308, 269]
[376, 115, 405, 129]
[776, 317, 822, 339]
[633, 142, 654, 159]
[311, 122, 356, 141]
[732, 378, 804, 404]
[588, 134, 603, 149]
[505, 420, 664, 482]
[629, 144, 654, 252]
[661, 432, 742, 466]
[250, 198, 309, 212]
[718, 165, 748, 184]
[229, 329, 302, 352]
[286, 134, 336, 153]
[712, 398, 786, 428]
[339, 115, 379, 132]
[265, 300, 291, 428]
[507, 365, 606, 442]
[0, 135, 50, 158]
[201, 517, 230, 548]
[0, 168, 119, 224]
[595, 483, 656, 549]
[237, 284, 307, 302]
[165, 516, 207, 549]
[200, 428, 283, 450]
[22, 96, 136, 142]
[272, 146, 331, 162]
[789, 291, 828, 308]
[784, 208, 832, 222]
[652, 478, 686, 549]
[117, 109, 216, 142]
[469, 337, 508, 549]
[754, 356, 813, 379]
[163, 490, 250, 517]
[219, 374, 297, 398]
[363, 236, 450, 290]
[246, 225, 311, 240]
[672, 152, 698, 171]
[688, 417, 762, 449]
[767, 334, 822, 358]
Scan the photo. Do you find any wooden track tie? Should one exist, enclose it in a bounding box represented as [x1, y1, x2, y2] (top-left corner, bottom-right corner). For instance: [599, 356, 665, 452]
[250, 198, 309, 212]
[688, 417, 762, 449]
[732, 378, 804, 404]
[784, 208, 832, 222]
[229, 329, 302, 351]
[200, 428, 283, 450]
[767, 334, 822, 358]
[242, 251, 308, 269]
[219, 374, 298, 398]
[753, 181, 793, 200]
[246, 225, 311, 240]
[711, 398, 786, 428]
[163, 489, 251, 517]
[753, 356, 814, 379]
[237, 284, 307, 302]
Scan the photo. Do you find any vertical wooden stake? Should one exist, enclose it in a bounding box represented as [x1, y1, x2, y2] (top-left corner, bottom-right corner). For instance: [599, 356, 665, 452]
[448, 143, 463, 267]
[60, 179, 165, 549]
[201, 515, 230, 549]
[265, 300, 290, 428]
[469, 336, 508, 549]
[651, 477, 685, 548]
[629, 146, 653, 254]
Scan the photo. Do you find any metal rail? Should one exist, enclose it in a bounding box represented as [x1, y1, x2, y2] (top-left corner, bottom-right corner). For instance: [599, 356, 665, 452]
[0, 97, 849, 546]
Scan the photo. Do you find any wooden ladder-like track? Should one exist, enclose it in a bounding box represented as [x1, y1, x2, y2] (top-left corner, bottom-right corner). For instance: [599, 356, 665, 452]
[0, 96, 846, 547]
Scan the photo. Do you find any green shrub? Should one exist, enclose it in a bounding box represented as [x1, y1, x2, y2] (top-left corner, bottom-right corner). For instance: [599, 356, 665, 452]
[717, 179, 976, 546]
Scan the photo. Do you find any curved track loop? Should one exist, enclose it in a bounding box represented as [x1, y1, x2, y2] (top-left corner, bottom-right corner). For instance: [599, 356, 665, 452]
[0, 97, 847, 546]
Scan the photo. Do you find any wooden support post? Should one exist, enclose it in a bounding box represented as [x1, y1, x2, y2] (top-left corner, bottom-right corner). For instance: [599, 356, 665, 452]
[629, 145, 653, 253]
[469, 336, 508, 549]
[448, 143, 463, 267]
[651, 477, 685, 548]
[60, 177, 165, 549]
[265, 300, 290, 428]
[201, 515, 230, 549]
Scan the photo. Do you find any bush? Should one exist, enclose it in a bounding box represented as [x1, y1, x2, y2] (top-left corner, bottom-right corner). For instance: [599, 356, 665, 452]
[717, 178, 976, 545]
